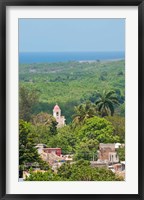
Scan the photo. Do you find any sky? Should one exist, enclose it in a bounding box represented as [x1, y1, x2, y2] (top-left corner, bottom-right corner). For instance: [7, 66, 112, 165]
[19, 19, 125, 52]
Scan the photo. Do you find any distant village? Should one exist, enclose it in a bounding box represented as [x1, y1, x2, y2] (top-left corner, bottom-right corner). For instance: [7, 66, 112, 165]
[21, 104, 125, 181]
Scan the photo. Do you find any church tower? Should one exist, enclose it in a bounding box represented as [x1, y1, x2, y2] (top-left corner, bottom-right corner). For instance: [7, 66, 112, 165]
[53, 104, 65, 128]
[53, 104, 61, 119]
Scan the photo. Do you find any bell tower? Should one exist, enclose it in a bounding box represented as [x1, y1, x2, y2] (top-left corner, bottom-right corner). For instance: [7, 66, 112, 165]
[53, 104, 65, 128]
[53, 104, 61, 119]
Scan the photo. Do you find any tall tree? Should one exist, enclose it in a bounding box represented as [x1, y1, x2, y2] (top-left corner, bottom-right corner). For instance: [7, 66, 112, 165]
[31, 112, 57, 135]
[19, 120, 41, 167]
[19, 85, 39, 121]
[105, 116, 125, 143]
[73, 101, 97, 125]
[48, 125, 77, 154]
[74, 138, 98, 161]
[95, 90, 119, 117]
[30, 112, 58, 145]
[78, 116, 120, 143]
[19, 120, 49, 170]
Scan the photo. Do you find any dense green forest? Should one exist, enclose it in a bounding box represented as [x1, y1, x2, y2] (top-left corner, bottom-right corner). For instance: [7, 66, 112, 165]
[19, 60, 125, 181]
[19, 60, 125, 123]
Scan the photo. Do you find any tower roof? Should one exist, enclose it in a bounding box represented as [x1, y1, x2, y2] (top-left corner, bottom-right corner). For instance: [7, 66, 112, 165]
[53, 104, 61, 111]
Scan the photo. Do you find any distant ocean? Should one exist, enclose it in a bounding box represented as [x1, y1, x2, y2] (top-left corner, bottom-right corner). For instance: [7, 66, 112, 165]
[19, 52, 125, 64]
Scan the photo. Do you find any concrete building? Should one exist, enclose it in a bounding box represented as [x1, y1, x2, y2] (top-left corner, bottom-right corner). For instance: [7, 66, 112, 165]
[53, 104, 66, 128]
[98, 143, 119, 164]
[43, 148, 62, 156]
[40, 148, 63, 166]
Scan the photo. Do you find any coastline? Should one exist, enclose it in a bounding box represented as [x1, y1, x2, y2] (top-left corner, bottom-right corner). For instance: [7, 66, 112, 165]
[19, 58, 125, 65]
[19, 51, 125, 64]
[78, 58, 124, 63]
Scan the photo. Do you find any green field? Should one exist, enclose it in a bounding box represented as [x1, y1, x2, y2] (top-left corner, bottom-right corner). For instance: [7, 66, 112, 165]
[19, 60, 125, 123]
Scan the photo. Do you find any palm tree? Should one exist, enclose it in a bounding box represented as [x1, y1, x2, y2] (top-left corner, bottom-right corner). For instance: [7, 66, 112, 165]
[95, 90, 119, 117]
[73, 101, 97, 125]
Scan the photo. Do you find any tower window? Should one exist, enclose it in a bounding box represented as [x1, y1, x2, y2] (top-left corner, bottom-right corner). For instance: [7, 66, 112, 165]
[56, 112, 59, 116]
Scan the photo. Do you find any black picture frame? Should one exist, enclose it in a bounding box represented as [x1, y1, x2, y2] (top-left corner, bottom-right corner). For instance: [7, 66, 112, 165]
[0, 0, 144, 199]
